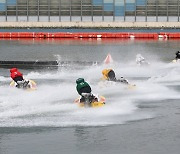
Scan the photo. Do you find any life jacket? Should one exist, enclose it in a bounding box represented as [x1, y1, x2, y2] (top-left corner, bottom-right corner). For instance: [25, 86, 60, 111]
[10, 68, 23, 80]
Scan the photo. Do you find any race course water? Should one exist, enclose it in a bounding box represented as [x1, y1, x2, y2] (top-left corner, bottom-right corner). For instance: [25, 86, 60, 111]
[0, 38, 180, 154]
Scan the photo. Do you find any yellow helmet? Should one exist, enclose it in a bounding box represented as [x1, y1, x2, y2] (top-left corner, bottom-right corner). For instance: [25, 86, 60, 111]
[102, 69, 107, 76]
[102, 69, 112, 77]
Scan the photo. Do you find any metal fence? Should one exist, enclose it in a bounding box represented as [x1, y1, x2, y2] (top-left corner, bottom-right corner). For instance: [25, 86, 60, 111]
[0, 0, 179, 22]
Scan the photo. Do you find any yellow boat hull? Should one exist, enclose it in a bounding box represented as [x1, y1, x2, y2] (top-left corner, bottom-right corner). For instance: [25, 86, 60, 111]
[99, 80, 136, 90]
[78, 101, 105, 108]
[127, 84, 136, 90]
[75, 96, 105, 108]
[172, 59, 180, 63]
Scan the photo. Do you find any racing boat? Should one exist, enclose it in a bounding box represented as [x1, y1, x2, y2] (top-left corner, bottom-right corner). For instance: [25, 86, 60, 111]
[127, 83, 136, 90]
[98, 80, 136, 90]
[136, 54, 150, 66]
[75, 93, 105, 108]
[10, 79, 37, 91]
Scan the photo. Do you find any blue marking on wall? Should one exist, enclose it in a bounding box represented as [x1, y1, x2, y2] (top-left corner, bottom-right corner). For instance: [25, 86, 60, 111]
[126, 3, 135, 11]
[0, 3, 5, 11]
[115, 6, 124, 16]
[104, 3, 113, 11]
[136, 0, 147, 6]
[0, 0, 16, 11]
[93, 0, 103, 5]
[93, 0, 141, 16]
[7, 0, 16, 5]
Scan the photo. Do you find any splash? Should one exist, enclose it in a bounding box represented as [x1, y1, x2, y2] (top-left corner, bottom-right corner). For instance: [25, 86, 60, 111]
[1, 59, 178, 127]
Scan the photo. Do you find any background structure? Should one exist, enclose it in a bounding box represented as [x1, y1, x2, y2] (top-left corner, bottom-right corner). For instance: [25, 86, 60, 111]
[0, 0, 179, 22]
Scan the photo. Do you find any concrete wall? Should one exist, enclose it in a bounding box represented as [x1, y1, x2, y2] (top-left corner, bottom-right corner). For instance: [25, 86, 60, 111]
[0, 21, 180, 28]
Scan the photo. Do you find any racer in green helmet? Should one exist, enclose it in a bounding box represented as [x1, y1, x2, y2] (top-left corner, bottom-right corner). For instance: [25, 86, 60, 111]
[76, 78, 98, 103]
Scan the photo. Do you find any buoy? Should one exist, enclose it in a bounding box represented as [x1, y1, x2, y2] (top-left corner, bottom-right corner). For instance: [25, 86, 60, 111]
[104, 53, 113, 64]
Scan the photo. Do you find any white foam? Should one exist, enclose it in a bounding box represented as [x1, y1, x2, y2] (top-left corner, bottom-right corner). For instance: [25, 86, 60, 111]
[1, 60, 178, 127]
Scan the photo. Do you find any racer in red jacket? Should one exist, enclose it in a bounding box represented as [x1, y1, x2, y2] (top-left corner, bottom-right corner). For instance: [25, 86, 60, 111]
[10, 68, 31, 89]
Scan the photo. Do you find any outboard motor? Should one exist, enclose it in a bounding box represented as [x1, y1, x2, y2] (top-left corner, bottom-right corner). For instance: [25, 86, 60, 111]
[16, 80, 30, 89]
[81, 93, 91, 107]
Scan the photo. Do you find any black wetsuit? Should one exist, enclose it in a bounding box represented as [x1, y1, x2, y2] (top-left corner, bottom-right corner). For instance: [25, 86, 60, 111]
[116, 79, 129, 84]
[107, 70, 128, 84]
[13, 77, 30, 89]
[13, 76, 24, 83]
[176, 52, 180, 60]
[79, 86, 91, 96]
[78, 86, 97, 103]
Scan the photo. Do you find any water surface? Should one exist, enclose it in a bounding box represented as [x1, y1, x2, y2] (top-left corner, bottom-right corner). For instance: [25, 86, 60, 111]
[0, 38, 180, 154]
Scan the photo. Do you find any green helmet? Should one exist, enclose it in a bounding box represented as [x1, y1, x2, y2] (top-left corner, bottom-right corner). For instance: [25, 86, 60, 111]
[76, 78, 85, 84]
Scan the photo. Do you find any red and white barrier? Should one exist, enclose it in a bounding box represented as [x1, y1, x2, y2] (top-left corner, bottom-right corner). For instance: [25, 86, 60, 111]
[0, 32, 180, 39]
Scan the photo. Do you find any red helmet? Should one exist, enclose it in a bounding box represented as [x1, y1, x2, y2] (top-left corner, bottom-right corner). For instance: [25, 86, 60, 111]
[10, 68, 18, 73]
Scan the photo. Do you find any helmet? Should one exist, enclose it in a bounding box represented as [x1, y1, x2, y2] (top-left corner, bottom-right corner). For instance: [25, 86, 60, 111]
[10, 68, 18, 73]
[102, 69, 111, 75]
[76, 78, 85, 84]
[102, 69, 107, 75]
[102, 69, 113, 77]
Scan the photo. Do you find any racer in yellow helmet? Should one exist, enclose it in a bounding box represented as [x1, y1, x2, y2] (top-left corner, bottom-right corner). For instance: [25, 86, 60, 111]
[101, 69, 129, 84]
[102, 69, 116, 81]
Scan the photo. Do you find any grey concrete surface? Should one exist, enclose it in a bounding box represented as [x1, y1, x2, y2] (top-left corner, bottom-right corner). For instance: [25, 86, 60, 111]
[0, 21, 180, 28]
